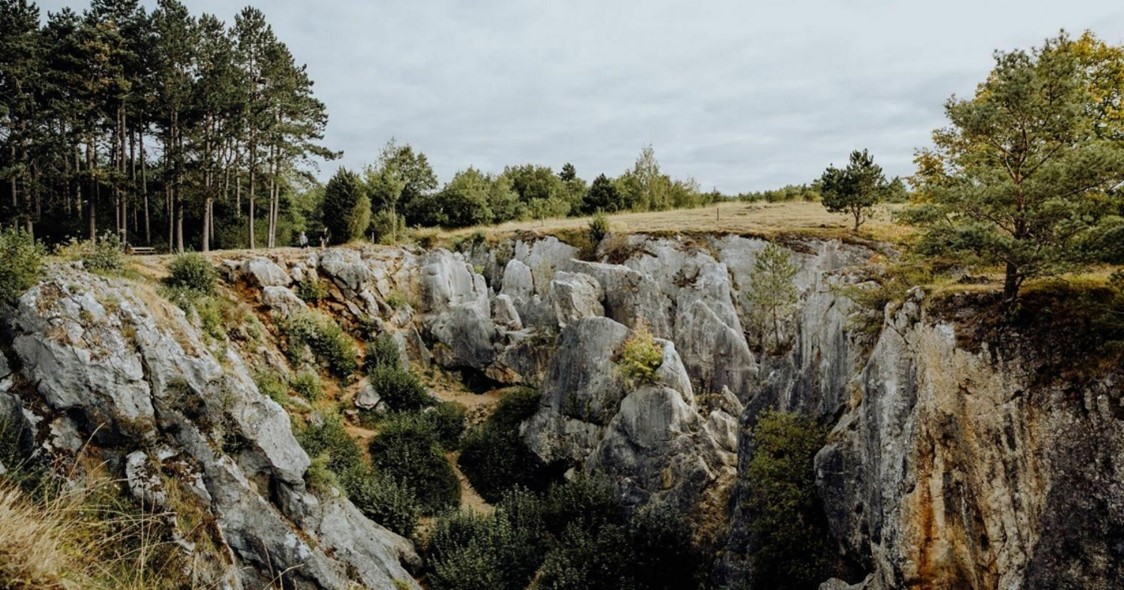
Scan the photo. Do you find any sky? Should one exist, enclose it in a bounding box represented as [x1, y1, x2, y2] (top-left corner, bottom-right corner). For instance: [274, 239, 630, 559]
[36, 0, 1124, 193]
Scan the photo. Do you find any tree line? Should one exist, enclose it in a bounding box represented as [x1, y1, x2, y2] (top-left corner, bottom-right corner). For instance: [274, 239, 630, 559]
[320, 141, 723, 243]
[0, 0, 332, 252]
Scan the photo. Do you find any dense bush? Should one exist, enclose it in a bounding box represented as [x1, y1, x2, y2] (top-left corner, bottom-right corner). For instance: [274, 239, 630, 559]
[368, 364, 432, 412]
[0, 228, 44, 304]
[618, 322, 663, 385]
[56, 232, 124, 274]
[282, 311, 358, 377]
[296, 417, 365, 476]
[165, 252, 218, 294]
[365, 332, 402, 372]
[458, 388, 551, 502]
[368, 414, 459, 515]
[746, 410, 840, 589]
[423, 402, 467, 449]
[536, 522, 630, 590]
[339, 468, 421, 538]
[427, 505, 543, 590]
[295, 276, 328, 302]
[290, 370, 322, 401]
[253, 371, 289, 405]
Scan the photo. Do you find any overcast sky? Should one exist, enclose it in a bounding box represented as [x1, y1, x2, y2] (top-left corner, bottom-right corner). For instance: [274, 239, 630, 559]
[38, 0, 1124, 193]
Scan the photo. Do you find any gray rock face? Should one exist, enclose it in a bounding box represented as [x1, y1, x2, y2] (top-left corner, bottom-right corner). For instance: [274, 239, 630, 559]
[420, 250, 495, 370]
[262, 286, 306, 315]
[1, 267, 420, 590]
[319, 248, 371, 295]
[243, 257, 291, 288]
[549, 271, 604, 327]
[523, 316, 737, 520]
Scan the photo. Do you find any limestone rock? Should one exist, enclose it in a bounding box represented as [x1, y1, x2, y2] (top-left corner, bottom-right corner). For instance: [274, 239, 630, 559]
[262, 286, 306, 315]
[242, 257, 290, 288]
[549, 271, 604, 327]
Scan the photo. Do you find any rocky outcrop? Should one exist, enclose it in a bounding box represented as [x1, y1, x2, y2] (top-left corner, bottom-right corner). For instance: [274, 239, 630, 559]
[815, 289, 1124, 590]
[0, 266, 419, 590]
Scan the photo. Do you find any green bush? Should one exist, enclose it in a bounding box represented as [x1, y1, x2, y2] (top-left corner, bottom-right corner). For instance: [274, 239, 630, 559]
[296, 416, 365, 477]
[746, 410, 840, 589]
[295, 277, 328, 302]
[166, 252, 218, 294]
[588, 211, 611, 243]
[428, 508, 541, 590]
[282, 311, 358, 377]
[617, 322, 663, 385]
[297, 416, 421, 537]
[368, 415, 459, 515]
[368, 364, 432, 412]
[365, 332, 402, 372]
[369, 209, 406, 244]
[254, 371, 289, 405]
[458, 389, 551, 502]
[56, 232, 124, 274]
[541, 475, 625, 536]
[536, 522, 630, 590]
[339, 467, 421, 538]
[0, 228, 44, 304]
[290, 370, 322, 401]
[423, 402, 467, 449]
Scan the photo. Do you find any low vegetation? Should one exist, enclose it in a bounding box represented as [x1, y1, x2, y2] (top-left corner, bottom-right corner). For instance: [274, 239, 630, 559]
[55, 232, 125, 275]
[458, 388, 552, 502]
[617, 322, 663, 386]
[165, 252, 218, 295]
[0, 227, 44, 304]
[281, 310, 358, 377]
[368, 413, 460, 515]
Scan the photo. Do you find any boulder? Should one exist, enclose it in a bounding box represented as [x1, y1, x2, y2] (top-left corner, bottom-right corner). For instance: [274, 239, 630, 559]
[242, 257, 290, 288]
[549, 271, 604, 327]
[262, 286, 306, 315]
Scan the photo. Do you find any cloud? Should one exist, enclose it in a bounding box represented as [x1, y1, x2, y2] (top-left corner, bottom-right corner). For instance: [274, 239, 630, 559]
[36, 0, 1124, 192]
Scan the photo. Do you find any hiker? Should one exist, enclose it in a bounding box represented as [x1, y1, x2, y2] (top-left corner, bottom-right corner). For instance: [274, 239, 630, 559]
[299, 231, 309, 249]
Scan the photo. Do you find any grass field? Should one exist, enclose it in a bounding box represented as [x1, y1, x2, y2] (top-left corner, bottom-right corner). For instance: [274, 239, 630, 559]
[441, 200, 912, 244]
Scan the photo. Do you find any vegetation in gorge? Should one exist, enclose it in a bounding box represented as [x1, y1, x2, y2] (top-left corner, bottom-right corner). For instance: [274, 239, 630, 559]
[459, 388, 552, 502]
[426, 477, 704, 590]
[747, 243, 800, 352]
[745, 411, 842, 590]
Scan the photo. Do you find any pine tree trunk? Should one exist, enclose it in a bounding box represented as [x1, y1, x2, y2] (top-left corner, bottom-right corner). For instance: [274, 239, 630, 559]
[141, 129, 150, 244]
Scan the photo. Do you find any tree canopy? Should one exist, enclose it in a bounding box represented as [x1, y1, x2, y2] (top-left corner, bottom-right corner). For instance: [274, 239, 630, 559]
[906, 32, 1124, 303]
[819, 149, 887, 231]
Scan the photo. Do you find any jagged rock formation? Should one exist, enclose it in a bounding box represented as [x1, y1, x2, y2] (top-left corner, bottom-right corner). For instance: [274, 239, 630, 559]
[4, 231, 1121, 590]
[0, 265, 419, 590]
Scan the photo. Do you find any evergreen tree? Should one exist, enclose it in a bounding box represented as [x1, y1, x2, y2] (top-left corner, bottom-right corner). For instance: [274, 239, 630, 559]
[583, 173, 619, 214]
[907, 32, 1124, 304]
[819, 149, 886, 231]
[321, 168, 369, 244]
[746, 243, 799, 352]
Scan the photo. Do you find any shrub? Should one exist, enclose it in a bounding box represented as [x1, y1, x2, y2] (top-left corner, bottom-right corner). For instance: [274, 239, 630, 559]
[0, 227, 44, 304]
[295, 277, 328, 302]
[368, 364, 432, 412]
[588, 211, 611, 243]
[423, 402, 467, 449]
[254, 371, 289, 405]
[296, 416, 364, 477]
[627, 501, 705, 590]
[368, 415, 459, 515]
[428, 509, 541, 590]
[536, 522, 631, 590]
[369, 209, 406, 244]
[56, 232, 124, 274]
[339, 468, 421, 538]
[165, 252, 218, 294]
[365, 332, 402, 372]
[541, 474, 625, 536]
[290, 370, 323, 401]
[282, 311, 358, 377]
[746, 410, 840, 589]
[618, 322, 663, 385]
[458, 389, 551, 502]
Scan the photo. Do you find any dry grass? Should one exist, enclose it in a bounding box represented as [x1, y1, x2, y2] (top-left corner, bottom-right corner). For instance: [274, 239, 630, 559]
[441, 201, 913, 245]
[0, 467, 199, 590]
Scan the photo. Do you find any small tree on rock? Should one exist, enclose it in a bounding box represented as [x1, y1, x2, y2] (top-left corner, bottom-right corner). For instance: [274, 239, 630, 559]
[819, 149, 887, 231]
[747, 243, 799, 352]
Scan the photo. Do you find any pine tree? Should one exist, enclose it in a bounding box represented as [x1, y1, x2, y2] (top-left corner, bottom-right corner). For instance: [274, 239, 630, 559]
[747, 243, 799, 352]
[819, 149, 886, 231]
[322, 168, 369, 244]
